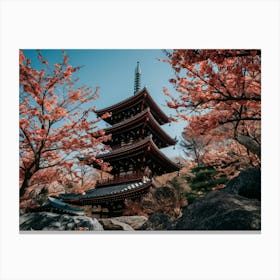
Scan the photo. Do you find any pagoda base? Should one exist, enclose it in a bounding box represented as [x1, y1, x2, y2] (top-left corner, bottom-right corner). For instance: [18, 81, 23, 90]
[59, 177, 153, 217]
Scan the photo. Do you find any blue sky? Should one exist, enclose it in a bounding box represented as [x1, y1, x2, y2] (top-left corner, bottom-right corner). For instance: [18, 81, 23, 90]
[22, 49, 187, 160]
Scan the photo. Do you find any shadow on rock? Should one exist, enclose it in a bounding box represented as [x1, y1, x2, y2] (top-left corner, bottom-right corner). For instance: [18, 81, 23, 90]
[174, 191, 260, 230]
[140, 213, 176, 230]
[222, 168, 261, 200]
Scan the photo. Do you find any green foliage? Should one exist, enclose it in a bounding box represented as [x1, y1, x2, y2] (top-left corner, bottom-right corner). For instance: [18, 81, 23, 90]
[184, 165, 228, 205]
[191, 169, 217, 184]
[190, 166, 228, 191]
[157, 165, 229, 208]
[185, 191, 204, 205]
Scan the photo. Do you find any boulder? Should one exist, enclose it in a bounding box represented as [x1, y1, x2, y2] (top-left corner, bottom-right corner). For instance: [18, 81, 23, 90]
[140, 213, 175, 230]
[223, 168, 261, 200]
[113, 216, 148, 230]
[98, 218, 134, 231]
[174, 191, 261, 230]
[20, 212, 104, 231]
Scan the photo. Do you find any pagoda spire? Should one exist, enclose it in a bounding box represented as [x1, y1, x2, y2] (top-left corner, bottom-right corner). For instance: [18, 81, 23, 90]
[134, 61, 141, 94]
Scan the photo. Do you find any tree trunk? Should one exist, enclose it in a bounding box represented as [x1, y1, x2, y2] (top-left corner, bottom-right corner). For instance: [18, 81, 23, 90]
[20, 158, 39, 198]
[236, 135, 261, 160]
[20, 172, 32, 198]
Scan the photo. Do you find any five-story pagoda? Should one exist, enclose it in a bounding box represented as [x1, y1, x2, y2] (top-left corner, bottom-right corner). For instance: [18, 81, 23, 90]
[60, 62, 180, 217]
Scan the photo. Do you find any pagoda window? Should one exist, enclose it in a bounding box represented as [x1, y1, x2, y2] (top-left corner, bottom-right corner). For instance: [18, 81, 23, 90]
[123, 161, 129, 169]
[126, 134, 131, 141]
[128, 137, 133, 144]
[128, 164, 133, 171]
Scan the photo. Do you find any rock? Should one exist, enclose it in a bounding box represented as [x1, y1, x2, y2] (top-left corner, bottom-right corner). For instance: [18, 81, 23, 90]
[174, 191, 261, 230]
[223, 168, 261, 200]
[98, 216, 147, 230]
[140, 213, 175, 230]
[98, 218, 134, 231]
[113, 216, 148, 230]
[19, 212, 104, 231]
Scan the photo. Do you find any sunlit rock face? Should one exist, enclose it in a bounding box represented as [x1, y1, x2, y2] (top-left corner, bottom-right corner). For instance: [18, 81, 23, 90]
[99, 216, 148, 230]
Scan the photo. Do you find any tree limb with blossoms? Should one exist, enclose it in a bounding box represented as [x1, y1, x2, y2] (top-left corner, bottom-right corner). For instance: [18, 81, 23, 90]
[19, 50, 111, 199]
[163, 49, 261, 173]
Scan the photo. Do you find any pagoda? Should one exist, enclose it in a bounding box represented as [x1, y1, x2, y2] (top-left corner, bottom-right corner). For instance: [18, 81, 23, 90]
[59, 62, 180, 217]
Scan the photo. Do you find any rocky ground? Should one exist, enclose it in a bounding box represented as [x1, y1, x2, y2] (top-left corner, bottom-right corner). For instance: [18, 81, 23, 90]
[20, 168, 261, 231]
[141, 168, 261, 230]
[20, 212, 104, 231]
[19, 213, 148, 231]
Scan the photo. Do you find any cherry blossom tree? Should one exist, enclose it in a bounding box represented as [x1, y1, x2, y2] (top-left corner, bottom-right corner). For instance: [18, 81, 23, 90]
[181, 123, 259, 178]
[19, 50, 111, 199]
[180, 124, 213, 166]
[163, 49, 261, 171]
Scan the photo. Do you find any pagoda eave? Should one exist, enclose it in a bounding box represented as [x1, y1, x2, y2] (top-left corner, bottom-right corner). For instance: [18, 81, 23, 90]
[104, 108, 176, 147]
[96, 87, 169, 125]
[94, 136, 180, 174]
[60, 179, 153, 205]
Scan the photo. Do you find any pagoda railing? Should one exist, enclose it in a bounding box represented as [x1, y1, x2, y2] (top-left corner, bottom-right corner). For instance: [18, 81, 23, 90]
[95, 172, 144, 188]
[110, 136, 152, 151]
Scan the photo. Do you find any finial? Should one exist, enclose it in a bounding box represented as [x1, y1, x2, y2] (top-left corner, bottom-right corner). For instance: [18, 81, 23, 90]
[134, 61, 141, 94]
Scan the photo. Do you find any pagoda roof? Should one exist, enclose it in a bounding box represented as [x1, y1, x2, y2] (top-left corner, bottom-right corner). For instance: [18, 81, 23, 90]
[96, 136, 180, 173]
[59, 177, 152, 204]
[105, 108, 176, 147]
[96, 87, 169, 125]
[39, 197, 84, 215]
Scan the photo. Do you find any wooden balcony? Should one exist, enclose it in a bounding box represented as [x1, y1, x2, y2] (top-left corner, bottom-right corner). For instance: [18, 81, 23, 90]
[95, 172, 144, 188]
[109, 136, 152, 151]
